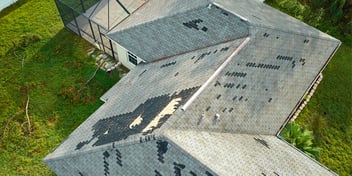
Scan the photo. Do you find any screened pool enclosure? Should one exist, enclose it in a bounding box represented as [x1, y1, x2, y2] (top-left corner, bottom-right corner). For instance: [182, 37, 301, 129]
[54, 0, 146, 60]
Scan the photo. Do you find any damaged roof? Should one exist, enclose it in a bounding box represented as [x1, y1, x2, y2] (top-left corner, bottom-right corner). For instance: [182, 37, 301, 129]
[45, 0, 341, 175]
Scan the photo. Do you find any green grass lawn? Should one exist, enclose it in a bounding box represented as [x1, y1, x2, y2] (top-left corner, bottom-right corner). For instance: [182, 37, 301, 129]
[0, 0, 119, 175]
[0, 0, 351, 175]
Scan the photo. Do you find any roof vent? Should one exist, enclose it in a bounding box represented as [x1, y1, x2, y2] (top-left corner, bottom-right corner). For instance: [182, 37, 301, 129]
[215, 113, 220, 119]
[213, 114, 220, 125]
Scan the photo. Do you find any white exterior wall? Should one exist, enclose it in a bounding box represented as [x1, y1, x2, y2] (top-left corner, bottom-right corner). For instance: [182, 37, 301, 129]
[115, 42, 146, 70]
[46, 136, 216, 176]
[0, 0, 17, 11]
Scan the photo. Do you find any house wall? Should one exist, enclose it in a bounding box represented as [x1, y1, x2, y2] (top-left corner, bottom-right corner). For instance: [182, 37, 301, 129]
[0, 0, 17, 11]
[115, 42, 146, 70]
[46, 136, 216, 176]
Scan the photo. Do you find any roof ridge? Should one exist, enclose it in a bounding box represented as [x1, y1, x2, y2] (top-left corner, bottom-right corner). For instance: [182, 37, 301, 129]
[181, 37, 251, 111]
[110, 4, 207, 34]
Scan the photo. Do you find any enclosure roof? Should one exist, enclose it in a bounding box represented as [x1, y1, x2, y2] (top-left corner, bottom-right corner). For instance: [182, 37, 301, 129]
[82, 0, 147, 30]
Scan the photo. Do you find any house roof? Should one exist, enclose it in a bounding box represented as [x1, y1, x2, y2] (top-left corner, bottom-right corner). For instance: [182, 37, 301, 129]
[45, 0, 341, 175]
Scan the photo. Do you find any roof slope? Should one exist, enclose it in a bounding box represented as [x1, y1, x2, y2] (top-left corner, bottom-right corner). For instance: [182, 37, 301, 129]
[165, 26, 340, 135]
[212, 0, 335, 40]
[108, 0, 249, 62]
[164, 130, 336, 176]
[46, 39, 245, 158]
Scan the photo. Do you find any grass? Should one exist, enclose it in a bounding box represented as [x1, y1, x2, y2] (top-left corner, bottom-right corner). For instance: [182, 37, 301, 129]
[0, 0, 119, 175]
[264, 1, 352, 175]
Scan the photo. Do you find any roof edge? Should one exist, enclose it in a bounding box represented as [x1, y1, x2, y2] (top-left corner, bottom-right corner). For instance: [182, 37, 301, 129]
[276, 135, 338, 175]
[275, 41, 342, 135]
[44, 132, 164, 162]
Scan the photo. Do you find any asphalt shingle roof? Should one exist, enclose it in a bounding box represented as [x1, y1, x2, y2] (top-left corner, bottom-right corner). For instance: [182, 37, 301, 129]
[45, 1, 341, 175]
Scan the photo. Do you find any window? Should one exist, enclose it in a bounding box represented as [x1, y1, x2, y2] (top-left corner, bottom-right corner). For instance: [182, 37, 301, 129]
[127, 51, 137, 65]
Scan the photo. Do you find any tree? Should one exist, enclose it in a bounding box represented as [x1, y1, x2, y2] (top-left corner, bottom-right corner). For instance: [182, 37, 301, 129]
[280, 122, 321, 159]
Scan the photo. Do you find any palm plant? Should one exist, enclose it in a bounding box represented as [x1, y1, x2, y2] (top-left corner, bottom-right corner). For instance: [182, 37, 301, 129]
[280, 122, 321, 159]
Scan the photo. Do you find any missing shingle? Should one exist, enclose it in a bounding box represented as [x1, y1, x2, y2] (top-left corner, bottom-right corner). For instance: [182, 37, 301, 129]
[183, 19, 203, 30]
[205, 171, 214, 176]
[214, 81, 221, 87]
[157, 140, 168, 163]
[216, 94, 221, 99]
[139, 69, 147, 77]
[190, 171, 197, 176]
[254, 137, 270, 149]
[201, 26, 208, 32]
[229, 108, 234, 112]
[155, 170, 162, 176]
[173, 162, 186, 175]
